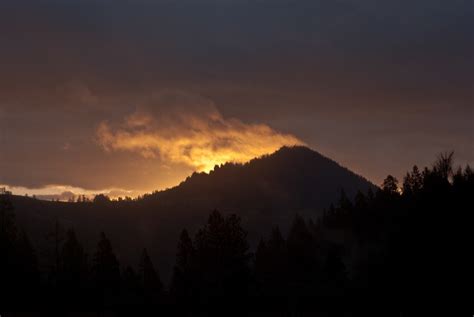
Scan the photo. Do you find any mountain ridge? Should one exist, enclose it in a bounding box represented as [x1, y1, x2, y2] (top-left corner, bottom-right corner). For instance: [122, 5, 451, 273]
[143, 146, 376, 213]
[152, 145, 375, 196]
[9, 145, 377, 280]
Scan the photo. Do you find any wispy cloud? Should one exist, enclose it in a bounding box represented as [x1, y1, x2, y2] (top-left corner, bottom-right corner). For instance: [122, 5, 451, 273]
[1, 184, 138, 201]
[96, 91, 303, 172]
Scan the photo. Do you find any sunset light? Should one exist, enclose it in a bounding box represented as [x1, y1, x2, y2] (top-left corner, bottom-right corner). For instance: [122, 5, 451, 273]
[96, 97, 303, 173]
[0, 0, 471, 312]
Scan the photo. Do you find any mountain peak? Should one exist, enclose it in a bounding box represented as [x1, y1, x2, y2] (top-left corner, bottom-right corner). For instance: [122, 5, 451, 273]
[151, 145, 376, 215]
[196, 145, 330, 175]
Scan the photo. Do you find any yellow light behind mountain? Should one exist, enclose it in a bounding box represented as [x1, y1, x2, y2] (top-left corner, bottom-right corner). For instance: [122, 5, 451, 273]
[97, 109, 303, 173]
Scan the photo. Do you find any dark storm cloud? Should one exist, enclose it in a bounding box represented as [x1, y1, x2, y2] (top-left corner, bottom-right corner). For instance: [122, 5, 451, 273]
[1, 0, 471, 114]
[0, 0, 472, 192]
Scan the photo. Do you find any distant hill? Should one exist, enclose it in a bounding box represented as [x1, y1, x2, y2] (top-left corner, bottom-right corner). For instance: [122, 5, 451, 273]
[10, 146, 376, 280]
[148, 145, 375, 211]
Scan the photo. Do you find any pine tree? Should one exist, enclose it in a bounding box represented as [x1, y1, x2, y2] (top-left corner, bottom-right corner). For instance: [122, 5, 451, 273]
[92, 232, 120, 306]
[45, 218, 65, 286]
[176, 229, 194, 271]
[255, 227, 288, 296]
[322, 246, 347, 296]
[254, 238, 268, 279]
[139, 248, 162, 301]
[0, 193, 16, 243]
[14, 230, 40, 303]
[58, 229, 87, 294]
[287, 214, 320, 295]
[403, 165, 423, 195]
[171, 229, 195, 298]
[121, 266, 141, 306]
[382, 175, 399, 195]
[193, 210, 250, 299]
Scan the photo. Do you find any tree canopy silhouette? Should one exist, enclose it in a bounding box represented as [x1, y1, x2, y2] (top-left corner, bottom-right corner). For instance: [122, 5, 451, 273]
[92, 232, 120, 307]
[2, 152, 473, 311]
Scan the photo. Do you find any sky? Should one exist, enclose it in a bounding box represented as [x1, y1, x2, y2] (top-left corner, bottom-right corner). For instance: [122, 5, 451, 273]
[0, 0, 473, 199]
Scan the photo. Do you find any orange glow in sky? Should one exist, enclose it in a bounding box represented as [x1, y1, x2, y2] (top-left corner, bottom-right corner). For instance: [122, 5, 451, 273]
[97, 106, 303, 173]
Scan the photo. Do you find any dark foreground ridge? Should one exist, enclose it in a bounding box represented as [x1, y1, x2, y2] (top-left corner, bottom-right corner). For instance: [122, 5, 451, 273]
[2, 150, 472, 313]
[9, 146, 375, 280]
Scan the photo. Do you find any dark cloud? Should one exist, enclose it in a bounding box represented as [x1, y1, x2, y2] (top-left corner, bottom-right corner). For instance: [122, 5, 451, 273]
[0, 0, 472, 193]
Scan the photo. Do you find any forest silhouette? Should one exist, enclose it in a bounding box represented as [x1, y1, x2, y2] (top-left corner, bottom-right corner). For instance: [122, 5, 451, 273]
[1, 150, 473, 313]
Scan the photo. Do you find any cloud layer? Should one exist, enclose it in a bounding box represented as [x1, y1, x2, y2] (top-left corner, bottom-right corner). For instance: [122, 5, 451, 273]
[0, 1, 472, 196]
[96, 92, 302, 172]
[1, 183, 138, 201]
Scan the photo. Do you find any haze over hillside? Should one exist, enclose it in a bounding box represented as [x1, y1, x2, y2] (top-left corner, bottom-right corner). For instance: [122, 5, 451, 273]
[11, 146, 376, 279]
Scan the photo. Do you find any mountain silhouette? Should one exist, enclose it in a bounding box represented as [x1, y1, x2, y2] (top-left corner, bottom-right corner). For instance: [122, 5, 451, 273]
[10, 146, 376, 280]
[148, 145, 375, 211]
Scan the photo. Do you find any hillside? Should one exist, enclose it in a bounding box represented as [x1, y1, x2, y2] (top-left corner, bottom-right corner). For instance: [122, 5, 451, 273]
[149, 146, 375, 211]
[10, 146, 376, 280]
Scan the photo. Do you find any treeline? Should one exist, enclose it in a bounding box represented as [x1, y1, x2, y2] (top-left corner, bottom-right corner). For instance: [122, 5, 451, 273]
[1, 153, 473, 311]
